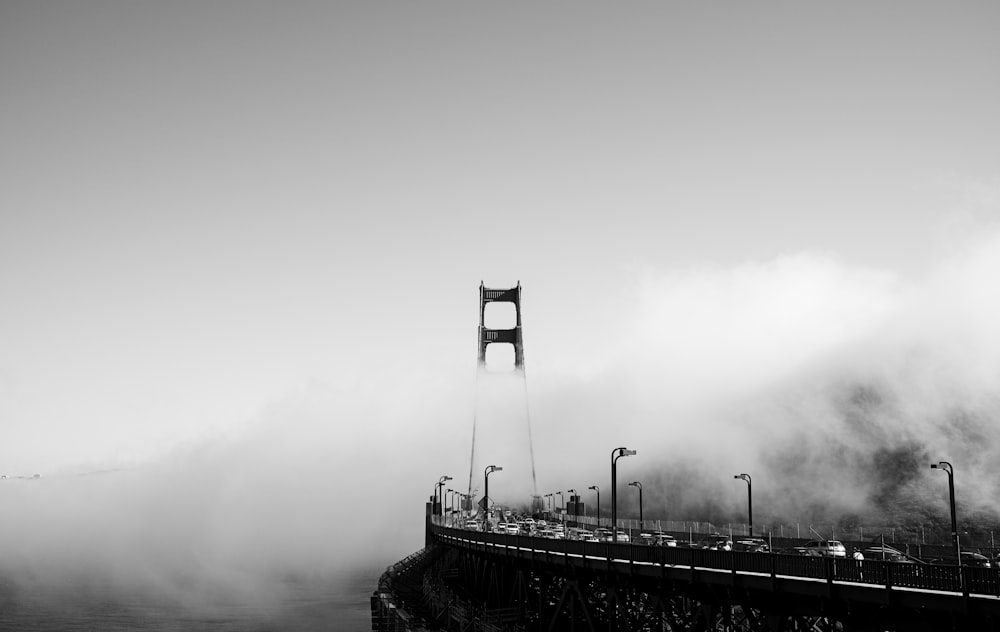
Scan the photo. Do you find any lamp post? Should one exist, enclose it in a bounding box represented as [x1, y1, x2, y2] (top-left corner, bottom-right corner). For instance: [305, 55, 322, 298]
[628, 481, 643, 530]
[436, 475, 452, 517]
[734, 473, 752, 536]
[588, 485, 600, 528]
[931, 461, 960, 564]
[611, 447, 637, 542]
[484, 465, 502, 532]
[567, 488, 578, 528]
[445, 488, 453, 524]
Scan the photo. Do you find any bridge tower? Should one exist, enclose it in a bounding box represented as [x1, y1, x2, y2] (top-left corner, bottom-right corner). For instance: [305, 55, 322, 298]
[478, 282, 524, 370]
[468, 281, 540, 519]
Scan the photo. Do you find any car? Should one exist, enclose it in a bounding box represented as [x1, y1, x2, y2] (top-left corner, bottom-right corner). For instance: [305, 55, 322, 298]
[464, 519, 481, 531]
[697, 534, 733, 551]
[640, 532, 677, 547]
[733, 538, 770, 553]
[604, 530, 629, 543]
[793, 540, 847, 558]
[929, 552, 992, 568]
[503, 523, 520, 535]
[654, 534, 678, 547]
[962, 552, 992, 568]
[861, 545, 922, 563]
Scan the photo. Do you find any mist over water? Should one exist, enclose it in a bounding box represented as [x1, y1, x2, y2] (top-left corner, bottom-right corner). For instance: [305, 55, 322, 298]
[0, 382, 451, 630]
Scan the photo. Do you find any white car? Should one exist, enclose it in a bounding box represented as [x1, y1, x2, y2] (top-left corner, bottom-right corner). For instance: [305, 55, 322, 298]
[568, 528, 593, 540]
[794, 540, 847, 558]
[605, 530, 629, 543]
[504, 523, 520, 535]
[464, 519, 481, 531]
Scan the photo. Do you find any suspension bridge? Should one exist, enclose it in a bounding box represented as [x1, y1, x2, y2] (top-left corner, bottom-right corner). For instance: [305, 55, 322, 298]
[371, 283, 1000, 631]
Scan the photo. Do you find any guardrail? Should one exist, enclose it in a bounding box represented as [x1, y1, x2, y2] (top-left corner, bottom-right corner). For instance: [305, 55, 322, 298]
[430, 523, 1000, 599]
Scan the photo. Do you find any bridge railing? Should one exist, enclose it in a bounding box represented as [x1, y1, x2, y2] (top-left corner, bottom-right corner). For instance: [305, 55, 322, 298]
[431, 524, 1000, 598]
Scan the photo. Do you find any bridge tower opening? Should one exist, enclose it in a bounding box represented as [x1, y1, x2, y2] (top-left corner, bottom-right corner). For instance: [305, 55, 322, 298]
[468, 281, 541, 520]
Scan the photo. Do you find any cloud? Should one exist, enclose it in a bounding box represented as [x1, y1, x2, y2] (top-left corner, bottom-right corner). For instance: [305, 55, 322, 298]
[524, 230, 1000, 528]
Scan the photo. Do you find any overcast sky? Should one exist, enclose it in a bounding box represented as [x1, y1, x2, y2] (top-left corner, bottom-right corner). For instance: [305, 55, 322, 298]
[2, 0, 999, 506]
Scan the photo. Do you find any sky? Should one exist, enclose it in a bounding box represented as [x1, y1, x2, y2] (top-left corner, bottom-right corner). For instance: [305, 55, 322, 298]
[2, 0, 1000, 590]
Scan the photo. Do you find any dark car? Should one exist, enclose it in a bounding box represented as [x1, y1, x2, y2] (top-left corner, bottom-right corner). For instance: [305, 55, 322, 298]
[862, 545, 923, 564]
[928, 552, 992, 568]
[963, 552, 993, 568]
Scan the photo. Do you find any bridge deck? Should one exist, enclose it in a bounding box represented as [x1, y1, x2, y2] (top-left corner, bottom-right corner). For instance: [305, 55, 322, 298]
[431, 522, 1000, 622]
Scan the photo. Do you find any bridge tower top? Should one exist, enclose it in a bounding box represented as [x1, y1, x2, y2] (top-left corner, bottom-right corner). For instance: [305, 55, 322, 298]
[478, 281, 524, 370]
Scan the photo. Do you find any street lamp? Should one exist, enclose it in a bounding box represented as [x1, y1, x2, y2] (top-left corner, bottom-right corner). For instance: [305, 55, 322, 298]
[588, 485, 600, 528]
[446, 488, 453, 524]
[484, 465, 502, 532]
[567, 488, 578, 528]
[734, 473, 752, 536]
[931, 461, 960, 564]
[436, 475, 452, 517]
[628, 481, 643, 529]
[611, 447, 637, 543]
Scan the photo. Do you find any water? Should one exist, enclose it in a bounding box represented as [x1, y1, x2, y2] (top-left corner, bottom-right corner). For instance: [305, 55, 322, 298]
[0, 567, 378, 631]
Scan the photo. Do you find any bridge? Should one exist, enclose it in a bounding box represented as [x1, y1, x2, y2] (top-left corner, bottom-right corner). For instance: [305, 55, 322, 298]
[370, 514, 1000, 631]
[372, 283, 1000, 631]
